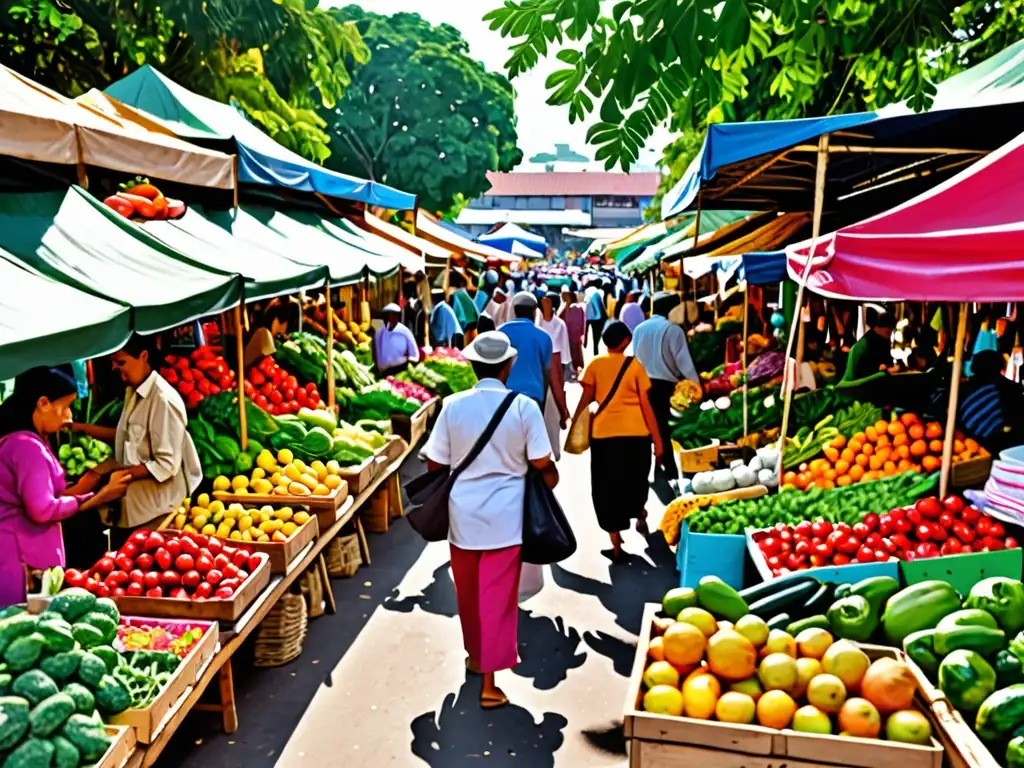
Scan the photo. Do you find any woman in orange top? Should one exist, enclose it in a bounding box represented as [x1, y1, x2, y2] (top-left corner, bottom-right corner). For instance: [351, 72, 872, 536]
[571, 321, 663, 559]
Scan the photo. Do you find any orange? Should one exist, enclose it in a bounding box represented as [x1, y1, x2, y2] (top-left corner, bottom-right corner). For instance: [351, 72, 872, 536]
[824, 446, 840, 463]
[849, 439, 864, 454]
[893, 433, 909, 448]
[910, 439, 928, 458]
[855, 454, 870, 468]
[831, 435, 847, 450]
[865, 426, 878, 443]
[887, 421, 906, 436]
[869, 454, 884, 471]
[908, 424, 925, 440]
[862, 443, 874, 456]
[836, 474, 853, 487]
[835, 460, 851, 476]
[953, 439, 966, 453]
[874, 420, 890, 435]
[895, 445, 910, 460]
[825, 469, 838, 481]
[929, 439, 944, 454]
[925, 422, 943, 439]
[797, 472, 812, 490]
[663, 622, 707, 667]
[965, 437, 980, 452]
[883, 461, 897, 475]
[863, 470, 882, 481]
[876, 434, 891, 448]
[921, 455, 941, 473]
[783, 471, 797, 486]
[818, 479, 836, 490]
[901, 412, 920, 427]
[897, 459, 914, 472]
[840, 449, 855, 464]
[875, 447, 892, 464]
[849, 464, 865, 481]
[852, 432, 866, 444]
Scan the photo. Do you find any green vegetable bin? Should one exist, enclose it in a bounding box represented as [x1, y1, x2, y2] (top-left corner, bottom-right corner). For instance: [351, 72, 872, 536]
[677, 522, 745, 590]
[744, 527, 900, 585]
[900, 547, 1023, 595]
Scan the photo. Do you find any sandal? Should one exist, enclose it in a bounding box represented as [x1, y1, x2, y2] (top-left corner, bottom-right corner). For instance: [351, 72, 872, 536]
[635, 513, 650, 536]
[480, 690, 510, 709]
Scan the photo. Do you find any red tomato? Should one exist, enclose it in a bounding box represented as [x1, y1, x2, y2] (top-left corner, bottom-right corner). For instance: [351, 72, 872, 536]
[161, 570, 181, 587]
[833, 554, 851, 565]
[852, 523, 870, 540]
[306, 382, 317, 393]
[862, 513, 879, 532]
[154, 548, 173, 571]
[938, 511, 955, 530]
[794, 540, 811, 556]
[269, 390, 284, 405]
[915, 498, 943, 519]
[941, 539, 963, 556]
[181, 570, 201, 589]
[166, 539, 181, 559]
[195, 582, 214, 599]
[297, 389, 309, 406]
[206, 569, 224, 585]
[94, 557, 115, 576]
[943, 495, 965, 514]
[120, 542, 140, 559]
[144, 572, 161, 589]
[1007, 537, 1020, 549]
[811, 520, 833, 538]
[864, 533, 882, 549]
[962, 505, 982, 524]
[766, 555, 782, 569]
[856, 546, 875, 563]
[878, 515, 894, 537]
[990, 520, 1006, 537]
[874, 550, 889, 562]
[907, 508, 923, 525]
[145, 586, 163, 598]
[195, 554, 213, 574]
[836, 535, 861, 555]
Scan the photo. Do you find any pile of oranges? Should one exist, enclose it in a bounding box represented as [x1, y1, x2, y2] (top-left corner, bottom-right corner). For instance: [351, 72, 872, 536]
[782, 412, 987, 491]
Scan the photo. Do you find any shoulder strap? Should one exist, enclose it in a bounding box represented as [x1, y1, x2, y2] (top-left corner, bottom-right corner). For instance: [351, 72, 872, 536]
[451, 391, 518, 479]
[595, 357, 633, 418]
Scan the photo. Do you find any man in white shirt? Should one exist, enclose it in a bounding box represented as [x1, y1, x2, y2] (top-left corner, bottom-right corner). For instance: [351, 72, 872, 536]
[537, 292, 571, 458]
[373, 303, 420, 377]
[424, 331, 557, 709]
[631, 292, 700, 487]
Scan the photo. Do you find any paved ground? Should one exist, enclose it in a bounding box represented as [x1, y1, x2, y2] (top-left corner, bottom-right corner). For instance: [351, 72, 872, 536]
[157, 376, 678, 767]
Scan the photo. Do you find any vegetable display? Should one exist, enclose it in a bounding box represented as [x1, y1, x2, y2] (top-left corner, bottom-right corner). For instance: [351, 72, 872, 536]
[750, 495, 1018, 576]
[690, 448, 780, 495]
[422, 357, 477, 394]
[244, 356, 322, 416]
[687, 470, 938, 535]
[782, 402, 882, 469]
[115, 623, 206, 659]
[640, 579, 934, 745]
[383, 376, 434, 404]
[101, 177, 185, 221]
[160, 346, 237, 410]
[57, 437, 112, 480]
[276, 332, 376, 390]
[214, 449, 350, 501]
[669, 379, 703, 412]
[173, 495, 313, 543]
[338, 388, 420, 423]
[73, 530, 266, 602]
[398, 364, 450, 396]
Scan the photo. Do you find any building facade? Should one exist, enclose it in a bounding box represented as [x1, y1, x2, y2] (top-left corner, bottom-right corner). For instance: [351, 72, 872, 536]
[457, 170, 661, 252]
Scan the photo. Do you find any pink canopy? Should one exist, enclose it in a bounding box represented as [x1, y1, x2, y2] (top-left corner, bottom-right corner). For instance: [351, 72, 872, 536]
[786, 130, 1024, 301]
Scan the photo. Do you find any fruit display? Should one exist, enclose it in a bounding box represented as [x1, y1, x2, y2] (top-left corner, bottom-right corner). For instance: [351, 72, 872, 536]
[173, 491, 313, 542]
[750, 495, 1019, 576]
[101, 177, 186, 221]
[399, 364, 450, 396]
[788, 412, 989, 492]
[57, 435, 112, 480]
[701, 360, 745, 399]
[690, 448, 780, 495]
[115, 621, 207, 659]
[72, 530, 266, 602]
[422, 353, 477, 394]
[660, 496, 714, 545]
[686, 470, 938, 535]
[338, 387, 421, 422]
[783, 402, 882, 468]
[639, 580, 933, 746]
[243, 355, 322, 416]
[276, 331, 376, 390]
[160, 345, 236, 410]
[213, 449, 348, 500]
[385, 376, 434, 404]
[669, 379, 703, 412]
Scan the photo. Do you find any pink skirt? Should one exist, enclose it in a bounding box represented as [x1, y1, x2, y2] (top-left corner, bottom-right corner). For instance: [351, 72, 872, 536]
[449, 544, 522, 673]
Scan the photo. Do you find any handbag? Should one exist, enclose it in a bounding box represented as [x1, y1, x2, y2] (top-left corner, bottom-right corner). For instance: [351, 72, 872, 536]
[563, 356, 634, 455]
[521, 467, 577, 564]
[403, 392, 518, 542]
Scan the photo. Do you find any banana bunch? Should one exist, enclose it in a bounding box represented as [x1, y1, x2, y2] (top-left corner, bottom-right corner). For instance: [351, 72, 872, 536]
[834, 401, 883, 435]
[783, 415, 841, 467]
[659, 495, 714, 545]
[670, 379, 704, 412]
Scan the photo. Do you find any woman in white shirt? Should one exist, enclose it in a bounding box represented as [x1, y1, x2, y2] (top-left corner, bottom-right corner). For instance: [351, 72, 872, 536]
[424, 332, 558, 709]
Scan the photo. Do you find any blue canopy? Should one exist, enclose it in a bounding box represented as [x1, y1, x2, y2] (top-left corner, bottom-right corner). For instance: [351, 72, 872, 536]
[662, 39, 1024, 218]
[478, 222, 548, 254]
[741, 251, 787, 286]
[104, 66, 417, 211]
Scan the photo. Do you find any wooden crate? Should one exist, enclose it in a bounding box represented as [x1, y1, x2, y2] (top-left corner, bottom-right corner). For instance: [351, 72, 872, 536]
[625, 605, 944, 768]
[675, 440, 720, 473]
[381, 434, 407, 462]
[390, 397, 437, 445]
[117, 616, 218, 686]
[159, 511, 321, 574]
[213, 481, 349, 514]
[97, 725, 135, 768]
[336, 456, 377, 494]
[113, 553, 271, 622]
[951, 453, 993, 487]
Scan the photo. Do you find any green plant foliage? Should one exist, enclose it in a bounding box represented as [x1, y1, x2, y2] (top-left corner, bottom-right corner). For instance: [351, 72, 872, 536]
[324, 7, 523, 215]
[483, 0, 1024, 175]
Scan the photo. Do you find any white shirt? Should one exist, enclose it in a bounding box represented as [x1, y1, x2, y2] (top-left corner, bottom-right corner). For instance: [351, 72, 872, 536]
[538, 314, 570, 362]
[485, 298, 513, 328]
[114, 372, 203, 527]
[374, 322, 419, 370]
[424, 379, 551, 550]
[631, 315, 700, 383]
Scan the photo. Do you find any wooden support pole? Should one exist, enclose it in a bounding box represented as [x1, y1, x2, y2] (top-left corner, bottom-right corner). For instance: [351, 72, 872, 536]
[231, 155, 239, 209]
[234, 304, 248, 452]
[940, 302, 969, 498]
[779, 133, 830, 476]
[326, 280, 336, 411]
[741, 280, 750, 438]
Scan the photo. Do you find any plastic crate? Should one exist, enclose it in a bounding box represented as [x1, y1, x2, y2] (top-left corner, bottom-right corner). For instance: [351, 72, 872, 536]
[676, 522, 745, 589]
[900, 547, 1023, 595]
[745, 527, 900, 585]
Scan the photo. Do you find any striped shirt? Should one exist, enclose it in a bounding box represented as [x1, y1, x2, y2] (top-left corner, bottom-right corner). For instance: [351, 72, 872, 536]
[960, 382, 1003, 440]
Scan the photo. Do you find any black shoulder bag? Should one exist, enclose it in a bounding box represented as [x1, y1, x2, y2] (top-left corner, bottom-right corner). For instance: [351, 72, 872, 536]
[403, 392, 517, 542]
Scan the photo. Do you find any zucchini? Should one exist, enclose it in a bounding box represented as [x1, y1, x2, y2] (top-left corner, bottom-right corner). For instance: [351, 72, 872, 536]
[748, 581, 820, 619]
[766, 613, 792, 631]
[788, 615, 831, 635]
[799, 583, 835, 617]
[738, 574, 818, 604]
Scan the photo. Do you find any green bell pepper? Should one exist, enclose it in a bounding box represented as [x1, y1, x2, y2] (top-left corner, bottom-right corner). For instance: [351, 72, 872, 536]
[1008, 732, 1024, 768]
[903, 629, 941, 676]
[934, 625, 1006, 656]
[938, 608, 999, 631]
[996, 650, 1024, 686]
[882, 580, 962, 644]
[965, 577, 1024, 635]
[827, 595, 878, 642]
[938, 649, 997, 712]
[1011, 630, 1024, 663]
[848, 575, 900, 617]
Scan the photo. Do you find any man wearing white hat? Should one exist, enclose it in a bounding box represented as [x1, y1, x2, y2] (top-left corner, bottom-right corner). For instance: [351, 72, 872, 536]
[374, 303, 420, 377]
[424, 331, 558, 708]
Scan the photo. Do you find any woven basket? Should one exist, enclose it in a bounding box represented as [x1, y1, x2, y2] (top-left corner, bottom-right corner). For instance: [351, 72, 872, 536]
[253, 592, 308, 668]
[364, 488, 390, 533]
[326, 534, 362, 578]
[301, 563, 325, 618]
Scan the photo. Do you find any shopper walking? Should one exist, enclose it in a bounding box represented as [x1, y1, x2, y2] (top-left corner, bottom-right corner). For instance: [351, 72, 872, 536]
[631, 292, 699, 489]
[374, 303, 420, 377]
[560, 290, 586, 380]
[502, 293, 570, 432]
[424, 331, 558, 708]
[572, 322, 663, 560]
[429, 290, 463, 348]
[585, 282, 607, 356]
[537, 292, 571, 460]
[620, 291, 645, 333]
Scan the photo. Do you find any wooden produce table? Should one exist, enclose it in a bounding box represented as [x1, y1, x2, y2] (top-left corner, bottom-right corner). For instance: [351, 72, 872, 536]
[123, 437, 419, 768]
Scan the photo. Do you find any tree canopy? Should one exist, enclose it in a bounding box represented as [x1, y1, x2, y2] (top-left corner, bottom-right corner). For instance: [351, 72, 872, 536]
[483, 0, 1024, 178]
[324, 7, 523, 215]
[1, 0, 369, 163]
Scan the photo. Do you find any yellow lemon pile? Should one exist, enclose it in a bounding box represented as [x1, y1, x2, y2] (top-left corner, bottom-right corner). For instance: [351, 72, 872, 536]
[173, 492, 311, 543]
[213, 449, 345, 499]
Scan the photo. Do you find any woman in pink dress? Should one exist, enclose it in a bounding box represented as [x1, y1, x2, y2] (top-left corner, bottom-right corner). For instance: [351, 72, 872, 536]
[559, 290, 586, 380]
[0, 367, 130, 606]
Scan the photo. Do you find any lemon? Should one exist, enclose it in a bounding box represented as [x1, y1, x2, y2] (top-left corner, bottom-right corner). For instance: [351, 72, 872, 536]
[272, 531, 288, 543]
[325, 460, 341, 475]
[293, 459, 309, 476]
[173, 513, 188, 529]
[192, 514, 209, 530]
[282, 522, 298, 537]
[284, 465, 302, 483]
[209, 500, 225, 515]
[270, 472, 283, 486]
[252, 479, 274, 495]
[241, 529, 253, 542]
[197, 493, 211, 508]
[238, 516, 252, 532]
[272, 486, 289, 495]
[231, 475, 249, 491]
[313, 484, 331, 496]
[217, 524, 232, 539]
[259, 520, 275, 533]
[310, 460, 328, 481]
[325, 475, 342, 490]
[293, 511, 310, 525]
[277, 448, 294, 465]
[251, 467, 266, 481]
[202, 523, 217, 535]
[183, 524, 197, 533]
[274, 508, 293, 522]
[213, 476, 231, 492]
[257, 450, 278, 472]
[229, 530, 242, 541]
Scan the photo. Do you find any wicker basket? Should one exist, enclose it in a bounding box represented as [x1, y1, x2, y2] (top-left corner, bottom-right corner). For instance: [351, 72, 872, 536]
[326, 534, 362, 578]
[253, 592, 308, 668]
[364, 488, 390, 533]
[300, 564, 325, 618]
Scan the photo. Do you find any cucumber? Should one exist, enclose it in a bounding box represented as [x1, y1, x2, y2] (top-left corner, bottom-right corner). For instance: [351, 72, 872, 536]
[748, 581, 820, 619]
[799, 583, 835, 617]
[738, 575, 818, 604]
[766, 613, 791, 631]
[787, 615, 830, 635]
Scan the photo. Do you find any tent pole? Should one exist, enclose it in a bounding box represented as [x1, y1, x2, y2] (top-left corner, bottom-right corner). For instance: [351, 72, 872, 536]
[326, 280, 336, 411]
[231, 156, 239, 209]
[683, 193, 702, 302]
[234, 304, 248, 453]
[779, 133, 830, 477]
[742, 280, 750, 438]
[940, 302, 968, 498]
[73, 126, 88, 189]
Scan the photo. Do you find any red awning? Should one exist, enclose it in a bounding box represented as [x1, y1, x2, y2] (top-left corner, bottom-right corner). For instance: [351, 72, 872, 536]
[787, 131, 1024, 301]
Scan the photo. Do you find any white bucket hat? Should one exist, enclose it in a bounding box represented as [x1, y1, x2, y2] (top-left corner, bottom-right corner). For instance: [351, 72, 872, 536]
[463, 331, 518, 365]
